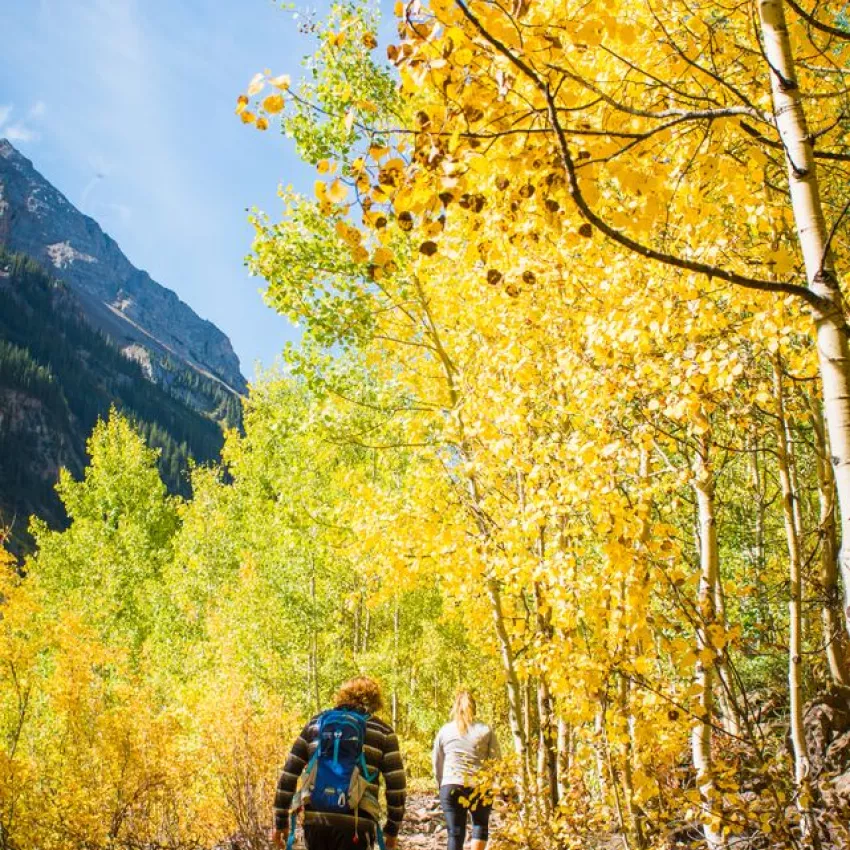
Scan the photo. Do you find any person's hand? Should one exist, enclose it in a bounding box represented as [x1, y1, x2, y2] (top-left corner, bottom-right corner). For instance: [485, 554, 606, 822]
[272, 827, 289, 848]
[385, 835, 398, 850]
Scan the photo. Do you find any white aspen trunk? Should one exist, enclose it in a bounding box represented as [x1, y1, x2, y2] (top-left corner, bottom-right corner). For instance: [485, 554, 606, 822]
[600, 703, 630, 850]
[759, 0, 850, 644]
[536, 678, 558, 812]
[556, 717, 570, 802]
[532, 575, 559, 810]
[811, 403, 850, 687]
[619, 675, 646, 850]
[713, 571, 740, 736]
[486, 577, 528, 761]
[594, 704, 609, 801]
[522, 679, 536, 807]
[692, 437, 727, 850]
[773, 359, 821, 848]
[750, 443, 773, 639]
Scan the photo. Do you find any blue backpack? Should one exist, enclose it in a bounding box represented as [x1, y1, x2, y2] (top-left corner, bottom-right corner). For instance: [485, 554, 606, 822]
[287, 709, 385, 850]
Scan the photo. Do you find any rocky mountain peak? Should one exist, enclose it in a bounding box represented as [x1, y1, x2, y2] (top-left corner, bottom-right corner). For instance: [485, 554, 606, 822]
[0, 139, 247, 396]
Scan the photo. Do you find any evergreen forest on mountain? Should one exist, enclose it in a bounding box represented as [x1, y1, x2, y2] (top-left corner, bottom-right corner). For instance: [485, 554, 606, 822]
[4, 1, 850, 849]
[0, 248, 241, 550]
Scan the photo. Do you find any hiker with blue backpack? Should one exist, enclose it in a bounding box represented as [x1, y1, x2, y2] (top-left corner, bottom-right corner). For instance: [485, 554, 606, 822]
[433, 690, 500, 850]
[273, 676, 406, 850]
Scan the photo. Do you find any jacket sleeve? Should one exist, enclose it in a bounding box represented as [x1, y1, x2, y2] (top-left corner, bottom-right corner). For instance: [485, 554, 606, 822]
[432, 728, 444, 787]
[380, 726, 407, 837]
[273, 720, 314, 830]
[487, 726, 501, 761]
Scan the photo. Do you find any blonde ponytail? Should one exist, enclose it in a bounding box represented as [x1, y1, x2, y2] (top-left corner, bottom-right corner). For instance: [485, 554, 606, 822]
[451, 689, 477, 736]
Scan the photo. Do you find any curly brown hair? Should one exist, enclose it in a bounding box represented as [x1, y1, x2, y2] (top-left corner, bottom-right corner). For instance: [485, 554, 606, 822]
[333, 676, 384, 714]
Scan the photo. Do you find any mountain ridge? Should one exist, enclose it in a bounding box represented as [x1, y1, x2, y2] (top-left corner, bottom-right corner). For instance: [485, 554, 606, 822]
[0, 139, 248, 396]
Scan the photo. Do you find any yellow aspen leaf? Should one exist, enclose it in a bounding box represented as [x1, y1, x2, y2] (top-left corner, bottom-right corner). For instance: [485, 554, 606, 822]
[246, 72, 265, 96]
[268, 74, 291, 90]
[235, 95, 249, 114]
[454, 47, 473, 65]
[445, 26, 466, 46]
[773, 246, 796, 275]
[241, 110, 257, 125]
[369, 145, 390, 161]
[317, 160, 331, 174]
[315, 180, 328, 201]
[256, 116, 269, 131]
[344, 109, 356, 133]
[262, 94, 285, 114]
[327, 179, 348, 204]
[335, 221, 361, 246]
[372, 247, 394, 266]
[698, 647, 716, 665]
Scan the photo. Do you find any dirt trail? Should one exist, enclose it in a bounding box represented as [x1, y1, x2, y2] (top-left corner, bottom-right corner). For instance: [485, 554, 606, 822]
[398, 792, 445, 850]
[290, 792, 620, 850]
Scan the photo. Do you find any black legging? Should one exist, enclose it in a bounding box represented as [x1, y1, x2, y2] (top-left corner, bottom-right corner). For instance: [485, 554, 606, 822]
[439, 784, 492, 850]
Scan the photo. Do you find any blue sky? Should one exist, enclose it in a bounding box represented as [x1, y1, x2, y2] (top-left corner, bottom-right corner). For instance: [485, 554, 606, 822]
[0, 0, 372, 379]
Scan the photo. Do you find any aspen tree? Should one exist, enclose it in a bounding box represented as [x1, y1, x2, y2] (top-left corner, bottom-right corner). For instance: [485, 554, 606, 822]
[758, 1, 850, 640]
[810, 403, 850, 688]
[773, 357, 821, 846]
[692, 434, 727, 850]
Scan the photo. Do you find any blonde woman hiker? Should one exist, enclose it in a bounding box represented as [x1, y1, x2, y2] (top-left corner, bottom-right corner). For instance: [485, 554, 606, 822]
[433, 690, 501, 850]
[273, 676, 406, 850]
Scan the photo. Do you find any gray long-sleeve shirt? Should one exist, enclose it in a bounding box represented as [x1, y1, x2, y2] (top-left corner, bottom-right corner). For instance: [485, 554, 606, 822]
[432, 720, 501, 787]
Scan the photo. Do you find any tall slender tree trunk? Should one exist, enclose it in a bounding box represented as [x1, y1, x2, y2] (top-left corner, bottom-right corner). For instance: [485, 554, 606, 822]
[759, 0, 850, 644]
[618, 676, 646, 850]
[486, 577, 528, 762]
[692, 435, 727, 850]
[533, 576, 559, 811]
[594, 704, 609, 801]
[600, 703, 631, 850]
[775, 361, 824, 846]
[712, 569, 740, 736]
[522, 679, 535, 806]
[773, 358, 821, 848]
[536, 678, 558, 812]
[750, 442, 773, 641]
[811, 402, 850, 688]
[556, 717, 570, 802]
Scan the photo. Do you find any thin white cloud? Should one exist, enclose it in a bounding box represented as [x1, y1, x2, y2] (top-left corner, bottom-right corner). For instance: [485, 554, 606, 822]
[5, 124, 39, 142]
[0, 102, 46, 143]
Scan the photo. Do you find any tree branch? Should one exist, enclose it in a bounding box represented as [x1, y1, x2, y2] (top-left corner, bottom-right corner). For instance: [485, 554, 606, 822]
[453, 0, 831, 313]
[785, 0, 850, 42]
